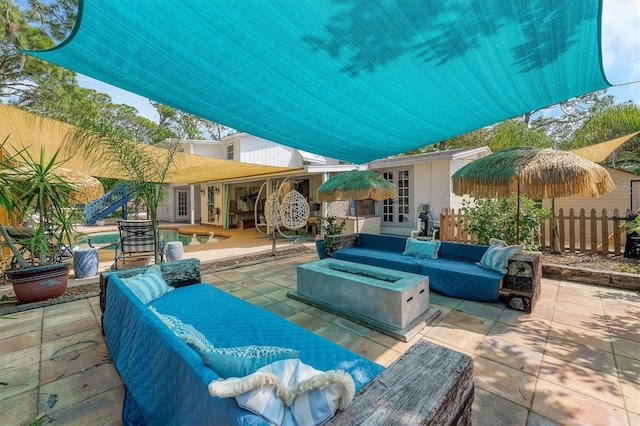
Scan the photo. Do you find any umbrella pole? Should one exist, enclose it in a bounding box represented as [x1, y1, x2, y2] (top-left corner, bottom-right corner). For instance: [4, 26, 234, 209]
[516, 178, 521, 244]
[353, 200, 358, 235]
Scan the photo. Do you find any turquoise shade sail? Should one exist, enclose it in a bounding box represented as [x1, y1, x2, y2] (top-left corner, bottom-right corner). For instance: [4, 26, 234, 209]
[28, 0, 610, 163]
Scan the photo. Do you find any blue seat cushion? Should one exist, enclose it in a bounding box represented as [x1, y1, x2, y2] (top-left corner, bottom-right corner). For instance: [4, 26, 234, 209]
[332, 247, 423, 274]
[420, 258, 504, 302]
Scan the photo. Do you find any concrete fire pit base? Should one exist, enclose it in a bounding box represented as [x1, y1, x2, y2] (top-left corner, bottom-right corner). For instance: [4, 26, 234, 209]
[289, 258, 440, 342]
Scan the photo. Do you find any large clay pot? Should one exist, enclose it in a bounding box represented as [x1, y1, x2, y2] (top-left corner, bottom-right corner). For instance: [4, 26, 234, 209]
[6, 263, 70, 304]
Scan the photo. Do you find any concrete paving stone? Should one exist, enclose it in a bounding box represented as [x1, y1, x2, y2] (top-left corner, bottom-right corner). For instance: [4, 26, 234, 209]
[428, 292, 464, 309]
[619, 378, 640, 415]
[346, 336, 400, 367]
[0, 389, 38, 426]
[475, 336, 543, 376]
[42, 315, 100, 343]
[312, 323, 358, 347]
[225, 287, 261, 300]
[244, 295, 278, 308]
[234, 277, 268, 287]
[472, 387, 530, 426]
[488, 320, 550, 352]
[330, 316, 371, 336]
[0, 310, 42, 340]
[214, 281, 243, 292]
[426, 321, 486, 353]
[551, 309, 608, 334]
[456, 300, 504, 321]
[39, 329, 111, 386]
[286, 311, 326, 331]
[525, 411, 563, 426]
[615, 353, 640, 384]
[281, 297, 310, 312]
[365, 330, 421, 354]
[43, 385, 124, 426]
[0, 346, 41, 400]
[249, 281, 283, 294]
[302, 305, 337, 322]
[555, 291, 604, 309]
[605, 313, 640, 342]
[611, 336, 640, 360]
[538, 354, 625, 408]
[38, 363, 122, 413]
[472, 355, 536, 407]
[421, 336, 474, 357]
[557, 284, 601, 298]
[547, 321, 613, 353]
[553, 300, 605, 319]
[544, 335, 617, 375]
[531, 378, 629, 426]
[263, 287, 290, 301]
[43, 299, 92, 317]
[440, 309, 496, 334]
[262, 301, 299, 318]
[0, 329, 41, 353]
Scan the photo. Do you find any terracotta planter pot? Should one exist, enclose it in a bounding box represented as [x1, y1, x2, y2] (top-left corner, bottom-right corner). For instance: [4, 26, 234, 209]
[6, 263, 70, 304]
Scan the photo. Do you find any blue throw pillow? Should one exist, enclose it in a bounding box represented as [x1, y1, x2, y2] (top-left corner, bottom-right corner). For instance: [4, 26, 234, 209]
[122, 264, 173, 304]
[476, 238, 524, 274]
[149, 307, 214, 352]
[201, 345, 300, 378]
[402, 238, 441, 259]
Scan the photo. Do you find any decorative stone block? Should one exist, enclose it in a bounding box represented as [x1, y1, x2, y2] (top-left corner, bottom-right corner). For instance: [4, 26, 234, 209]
[502, 251, 541, 313]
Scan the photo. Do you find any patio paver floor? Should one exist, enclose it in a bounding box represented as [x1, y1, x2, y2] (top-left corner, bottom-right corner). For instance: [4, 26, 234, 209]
[1, 250, 638, 425]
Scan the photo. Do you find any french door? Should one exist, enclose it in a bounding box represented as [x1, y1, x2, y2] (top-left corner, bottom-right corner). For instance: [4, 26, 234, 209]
[382, 169, 411, 225]
[175, 189, 190, 220]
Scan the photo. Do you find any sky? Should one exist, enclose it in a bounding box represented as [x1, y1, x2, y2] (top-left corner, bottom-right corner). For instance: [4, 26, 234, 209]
[76, 0, 640, 123]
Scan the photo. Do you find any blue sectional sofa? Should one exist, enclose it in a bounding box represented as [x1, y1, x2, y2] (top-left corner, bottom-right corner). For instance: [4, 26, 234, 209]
[331, 234, 505, 302]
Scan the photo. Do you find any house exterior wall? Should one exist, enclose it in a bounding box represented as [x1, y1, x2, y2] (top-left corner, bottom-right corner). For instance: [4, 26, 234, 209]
[157, 184, 201, 222]
[238, 135, 297, 167]
[542, 167, 638, 216]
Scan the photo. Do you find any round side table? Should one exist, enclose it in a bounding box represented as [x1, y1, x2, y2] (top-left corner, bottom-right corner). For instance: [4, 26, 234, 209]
[165, 241, 184, 262]
[73, 247, 99, 278]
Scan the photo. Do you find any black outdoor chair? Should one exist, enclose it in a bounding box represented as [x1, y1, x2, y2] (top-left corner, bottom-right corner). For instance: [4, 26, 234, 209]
[114, 220, 164, 269]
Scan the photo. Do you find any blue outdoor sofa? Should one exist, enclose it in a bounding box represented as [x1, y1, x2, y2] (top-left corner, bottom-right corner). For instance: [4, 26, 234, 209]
[331, 233, 506, 302]
[99, 259, 475, 425]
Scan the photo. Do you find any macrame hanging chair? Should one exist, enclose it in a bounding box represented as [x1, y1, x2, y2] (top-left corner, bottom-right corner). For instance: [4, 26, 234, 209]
[263, 192, 281, 229]
[256, 179, 310, 239]
[279, 189, 310, 230]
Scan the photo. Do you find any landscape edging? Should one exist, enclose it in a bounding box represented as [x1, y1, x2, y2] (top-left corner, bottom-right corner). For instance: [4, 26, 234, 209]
[543, 264, 640, 291]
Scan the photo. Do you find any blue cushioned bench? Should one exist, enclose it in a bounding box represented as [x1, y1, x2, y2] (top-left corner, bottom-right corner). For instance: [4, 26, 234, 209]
[331, 233, 505, 302]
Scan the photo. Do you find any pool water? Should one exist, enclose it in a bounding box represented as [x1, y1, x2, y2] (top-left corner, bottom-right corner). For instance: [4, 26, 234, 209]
[77, 229, 225, 250]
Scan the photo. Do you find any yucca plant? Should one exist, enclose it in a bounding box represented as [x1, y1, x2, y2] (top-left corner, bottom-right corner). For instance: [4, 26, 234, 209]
[0, 136, 76, 270]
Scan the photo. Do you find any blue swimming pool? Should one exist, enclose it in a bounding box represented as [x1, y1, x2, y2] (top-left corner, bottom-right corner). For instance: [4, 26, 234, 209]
[76, 229, 226, 250]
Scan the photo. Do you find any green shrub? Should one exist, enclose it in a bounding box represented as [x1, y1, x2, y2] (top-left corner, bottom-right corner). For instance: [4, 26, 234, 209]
[460, 194, 550, 250]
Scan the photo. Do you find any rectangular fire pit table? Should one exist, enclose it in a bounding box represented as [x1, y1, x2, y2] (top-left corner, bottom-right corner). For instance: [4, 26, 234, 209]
[289, 258, 440, 341]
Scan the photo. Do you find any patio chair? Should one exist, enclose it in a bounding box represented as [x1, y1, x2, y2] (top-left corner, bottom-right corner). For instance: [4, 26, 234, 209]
[3, 226, 75, 268]
[114, 220, 164, 270]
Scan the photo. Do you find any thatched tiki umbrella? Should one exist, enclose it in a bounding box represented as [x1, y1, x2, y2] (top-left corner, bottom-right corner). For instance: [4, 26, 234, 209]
[56, 168, 105, 205]
[451, 147, 615, 243]
[317, 170, 396, 234]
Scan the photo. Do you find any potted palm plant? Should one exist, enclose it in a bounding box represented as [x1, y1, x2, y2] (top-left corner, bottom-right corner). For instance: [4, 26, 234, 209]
[0, 138, 77, 303]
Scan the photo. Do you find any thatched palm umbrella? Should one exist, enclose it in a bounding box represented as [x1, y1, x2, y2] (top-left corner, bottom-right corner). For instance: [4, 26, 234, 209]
[56, 168, 105, 205]
[317, 170, 396, 233]
[451, 147, 615, 243]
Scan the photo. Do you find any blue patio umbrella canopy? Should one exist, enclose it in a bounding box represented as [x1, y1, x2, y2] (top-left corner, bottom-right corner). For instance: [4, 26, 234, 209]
[28, 0, 610, 163]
